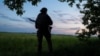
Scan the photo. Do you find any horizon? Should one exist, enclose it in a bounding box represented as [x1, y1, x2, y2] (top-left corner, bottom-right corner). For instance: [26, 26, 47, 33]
[0, 0, 85, 35]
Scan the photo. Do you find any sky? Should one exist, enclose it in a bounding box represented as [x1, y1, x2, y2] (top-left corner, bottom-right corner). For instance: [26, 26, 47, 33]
[0, 0, 85, 35]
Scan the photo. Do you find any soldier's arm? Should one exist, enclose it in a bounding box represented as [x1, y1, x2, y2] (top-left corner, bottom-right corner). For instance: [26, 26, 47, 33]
[47, 15, 53, 25]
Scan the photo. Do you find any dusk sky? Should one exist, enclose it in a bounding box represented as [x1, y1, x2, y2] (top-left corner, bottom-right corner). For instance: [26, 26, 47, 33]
[0, 0, 85, 35]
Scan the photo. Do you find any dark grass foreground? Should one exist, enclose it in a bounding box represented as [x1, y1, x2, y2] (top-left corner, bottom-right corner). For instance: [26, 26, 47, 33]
[0, 32, 100, 56]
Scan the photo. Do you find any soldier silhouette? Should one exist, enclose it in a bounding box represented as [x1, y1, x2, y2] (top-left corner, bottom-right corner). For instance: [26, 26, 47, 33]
[35, 7, 53, 56]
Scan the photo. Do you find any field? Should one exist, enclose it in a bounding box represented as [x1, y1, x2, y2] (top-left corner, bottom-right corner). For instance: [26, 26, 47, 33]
[0, 32, 100, 56]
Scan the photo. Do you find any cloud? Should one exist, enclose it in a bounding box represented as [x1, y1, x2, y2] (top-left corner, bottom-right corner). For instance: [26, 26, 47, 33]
[53, 10, 70, 17]
[52, 27, 80, 35]
[53, 10, 62, 13]
[58, 13, 70, 17]
[0, 25, 36, 33]
[0, 12, 36, 29]
[69, 27, 80, 30]
[0, 13, 22, 21]
[53, 10, 82, 24]
[0, 13, 36, 33]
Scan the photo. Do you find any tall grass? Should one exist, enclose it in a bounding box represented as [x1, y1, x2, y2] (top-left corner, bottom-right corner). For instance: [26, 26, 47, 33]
[0, 32, 100, 56]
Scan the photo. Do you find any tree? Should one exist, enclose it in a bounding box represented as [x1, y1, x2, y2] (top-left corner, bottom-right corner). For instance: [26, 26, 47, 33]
[3, 0, 100, 38]
[3, 0, 41, 15]
[59, 0, 100, 38]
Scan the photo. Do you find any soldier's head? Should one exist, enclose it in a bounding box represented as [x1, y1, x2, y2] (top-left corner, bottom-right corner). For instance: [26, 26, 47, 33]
[40, 7, 47, 13]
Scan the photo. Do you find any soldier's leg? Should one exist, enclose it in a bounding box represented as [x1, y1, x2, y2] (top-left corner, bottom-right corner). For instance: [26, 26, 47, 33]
[37, 30, 43, 55]
[44, 30, 53, 53]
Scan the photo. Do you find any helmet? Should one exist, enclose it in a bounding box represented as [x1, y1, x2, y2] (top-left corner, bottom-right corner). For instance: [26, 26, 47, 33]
[40, 7, 47, 13]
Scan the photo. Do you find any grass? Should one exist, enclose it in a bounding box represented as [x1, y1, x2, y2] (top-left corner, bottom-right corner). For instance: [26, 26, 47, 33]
[0, 32, 100, 56]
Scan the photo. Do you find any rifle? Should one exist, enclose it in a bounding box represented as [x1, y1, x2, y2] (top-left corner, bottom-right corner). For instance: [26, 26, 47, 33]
[28, 18, 35, 22]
